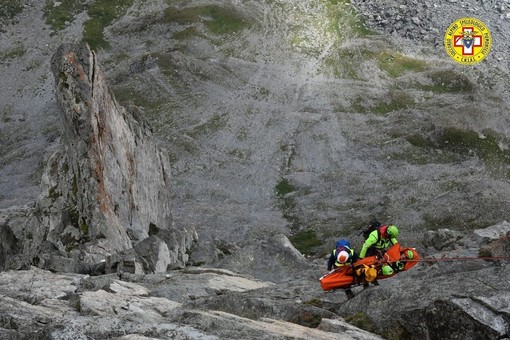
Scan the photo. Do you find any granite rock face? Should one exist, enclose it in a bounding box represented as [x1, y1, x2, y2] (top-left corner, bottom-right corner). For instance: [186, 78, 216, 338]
[0, 43, 196, 272]
[50, 43, 174, 252]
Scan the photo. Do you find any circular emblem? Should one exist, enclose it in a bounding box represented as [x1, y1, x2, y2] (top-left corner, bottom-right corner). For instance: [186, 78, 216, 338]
[444, 17, 492, 65]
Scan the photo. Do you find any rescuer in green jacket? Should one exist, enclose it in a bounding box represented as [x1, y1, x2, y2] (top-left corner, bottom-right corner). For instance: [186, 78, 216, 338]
[359, 223, 399, 288]
[359, 224, 399, 259]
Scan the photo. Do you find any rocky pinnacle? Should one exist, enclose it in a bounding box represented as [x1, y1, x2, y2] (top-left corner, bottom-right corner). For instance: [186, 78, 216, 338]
[50, 43, 173, 253]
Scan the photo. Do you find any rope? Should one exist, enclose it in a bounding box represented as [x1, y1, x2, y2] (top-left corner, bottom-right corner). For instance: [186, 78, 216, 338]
[400, 256, 510, 262]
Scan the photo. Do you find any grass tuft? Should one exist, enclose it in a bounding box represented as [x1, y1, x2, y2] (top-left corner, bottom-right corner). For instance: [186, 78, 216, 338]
[83, 0, 134, 50]
[345, 312, 378, 334]
[275, 178, 295, 198]
[43, 0, 85, 31]
[44, 0, 134, 50]
[376, 50, 428, 78]
[419, 70, 474, 93]
[163, 5, 249, 35]
[289, 229, 322, 255]
[0, 0, 23, 21]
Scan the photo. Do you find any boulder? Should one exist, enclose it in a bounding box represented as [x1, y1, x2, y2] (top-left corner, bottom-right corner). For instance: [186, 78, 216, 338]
[0, 222, 19, 268]
[480, 230, 510, 257]
[133, 236, 172, 273]
[473, 221, 510, 245]
[422, 228, 464, 251]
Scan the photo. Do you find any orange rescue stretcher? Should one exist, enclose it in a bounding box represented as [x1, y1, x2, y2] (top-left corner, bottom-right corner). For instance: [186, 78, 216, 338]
[319, 244, 420, 291]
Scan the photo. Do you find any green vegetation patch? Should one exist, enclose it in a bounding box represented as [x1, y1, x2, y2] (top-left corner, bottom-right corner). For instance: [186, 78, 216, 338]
[373, 90, 414, 114]
[349, 90, 414, 114]
[405, 127, 510, 175]
[43, 0, 86, 31]
[173, 26, 201, 40]
[151, 52, 182, 86]
[289, 229, 322, 255]
[419, 70, 474, 93]
[44, 0, 134, 49]
[324, 47, 370, 79]
[188, 114, 228, 138]
[303, 298, 322, 308]
[0, 0, 23, 21]
[291, 0, 371, 56]
[274, 177, 302, 230]
[439, 128, 510, 165]
[420, 213, 487, 231]
[113, 85, 166, 113]
[83, 0, 134, 50]
[0, 44, 26, 62]
[275, 178, 295, 198]
[323, 0, 371, 39]
[376, 50, 428, 78]
[80, 220, 89, 236]
[478, 247, 492, 257]
[346, 310, 412, 339]
[67, 206, 80, 228]
[345, 312, 378, 334]
[162, 5, 249, 35]
[324, 46, 428, 80]
[291, 311, 322, 328]
[405, 134, 435, 149]
[48, 185, 62, 201]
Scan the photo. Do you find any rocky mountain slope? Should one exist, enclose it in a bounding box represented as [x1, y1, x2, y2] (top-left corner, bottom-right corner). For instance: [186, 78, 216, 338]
[1, 0, 510, 339]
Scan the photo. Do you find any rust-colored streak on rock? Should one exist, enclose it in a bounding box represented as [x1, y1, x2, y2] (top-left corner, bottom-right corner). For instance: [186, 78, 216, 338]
[94, 157, 111, 214]
[63, 51, 86, 81]
[49, 43, 181, 256]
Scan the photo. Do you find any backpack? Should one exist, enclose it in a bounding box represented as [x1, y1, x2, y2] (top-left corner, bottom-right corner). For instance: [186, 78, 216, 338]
[360, 221, 382, 239]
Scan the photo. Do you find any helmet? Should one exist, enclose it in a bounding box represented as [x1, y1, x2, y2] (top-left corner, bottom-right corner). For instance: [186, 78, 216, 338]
[365, 266, 378, 282]
[406, 250, 414, 259]
[381, 265, 394, 276]
[337, 250, 350, 263]
[387, 225, 399, 238]
[336, 239, 350, 249]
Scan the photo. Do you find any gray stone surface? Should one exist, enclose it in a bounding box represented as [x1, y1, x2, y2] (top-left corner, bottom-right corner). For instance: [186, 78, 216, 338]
[0, 266, 378, 339]
[0, 221, 509, 339]
[473, 220, 510, 243]
[0, 0, 510, 339]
